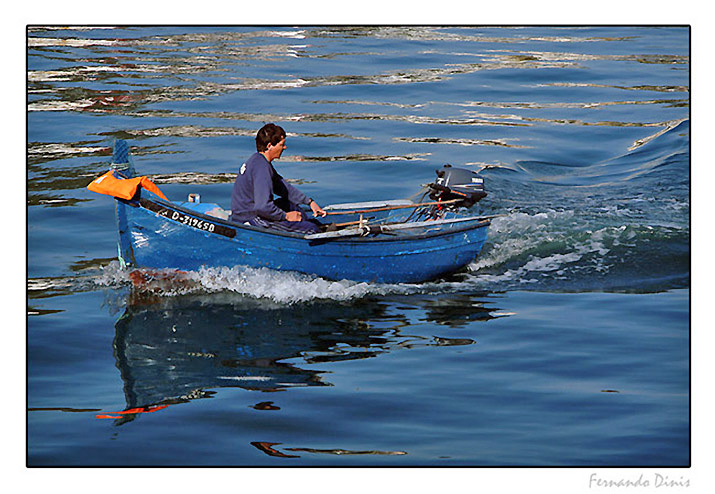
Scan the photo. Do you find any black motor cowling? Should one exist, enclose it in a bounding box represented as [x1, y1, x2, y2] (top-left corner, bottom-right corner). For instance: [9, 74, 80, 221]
[428, 164, 486, 207]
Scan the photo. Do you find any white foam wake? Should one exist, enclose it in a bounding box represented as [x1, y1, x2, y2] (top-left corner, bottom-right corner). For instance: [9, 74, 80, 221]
[94, 261, 427, 304]
[186, 265, 423, 303]
[463, 209, 617, 288]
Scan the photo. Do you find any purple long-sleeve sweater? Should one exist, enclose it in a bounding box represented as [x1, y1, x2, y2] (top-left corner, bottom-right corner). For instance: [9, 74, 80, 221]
[230, 152, 311, 223]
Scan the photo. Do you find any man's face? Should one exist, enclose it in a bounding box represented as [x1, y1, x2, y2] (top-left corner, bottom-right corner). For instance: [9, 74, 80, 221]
[267, 138, 286, 161]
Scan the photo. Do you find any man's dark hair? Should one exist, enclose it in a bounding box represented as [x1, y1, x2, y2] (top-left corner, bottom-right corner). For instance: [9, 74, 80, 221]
[256, 123, 286, 152]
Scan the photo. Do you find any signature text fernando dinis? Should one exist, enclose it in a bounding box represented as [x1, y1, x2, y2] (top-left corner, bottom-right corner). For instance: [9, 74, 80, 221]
[589, 473, 690, 489]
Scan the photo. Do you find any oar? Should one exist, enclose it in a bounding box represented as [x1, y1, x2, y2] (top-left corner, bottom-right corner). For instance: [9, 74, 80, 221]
[306, 215, 492, 240]
[324, 199, 461, 216]
[334, 218, 374, 227]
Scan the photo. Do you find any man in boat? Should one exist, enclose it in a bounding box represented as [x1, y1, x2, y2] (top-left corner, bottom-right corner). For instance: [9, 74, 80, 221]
[230, 123, 327, 233]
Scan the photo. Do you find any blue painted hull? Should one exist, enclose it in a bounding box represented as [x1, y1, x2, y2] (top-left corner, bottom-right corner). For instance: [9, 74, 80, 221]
[116, 196, 489, 283]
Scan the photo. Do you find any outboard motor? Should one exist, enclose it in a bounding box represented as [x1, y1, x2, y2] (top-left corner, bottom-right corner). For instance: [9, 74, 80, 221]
[429, 164, 486, 208]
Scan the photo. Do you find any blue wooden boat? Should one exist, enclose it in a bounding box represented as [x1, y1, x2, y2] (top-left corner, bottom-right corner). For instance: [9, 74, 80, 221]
[94, 140, 490, 284]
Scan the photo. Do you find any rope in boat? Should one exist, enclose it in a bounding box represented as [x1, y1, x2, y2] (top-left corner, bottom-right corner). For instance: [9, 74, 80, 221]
[324, 198, 461, 216]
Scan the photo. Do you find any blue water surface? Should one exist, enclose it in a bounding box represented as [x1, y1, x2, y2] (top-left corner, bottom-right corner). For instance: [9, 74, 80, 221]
[27, 25, 689, 467]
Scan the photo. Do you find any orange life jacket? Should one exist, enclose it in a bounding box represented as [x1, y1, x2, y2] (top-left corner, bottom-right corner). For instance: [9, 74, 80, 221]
[87, 171, 168, 201]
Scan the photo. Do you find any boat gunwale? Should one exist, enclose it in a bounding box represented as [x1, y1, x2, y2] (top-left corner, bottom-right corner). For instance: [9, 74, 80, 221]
[128, 196, 490, 244]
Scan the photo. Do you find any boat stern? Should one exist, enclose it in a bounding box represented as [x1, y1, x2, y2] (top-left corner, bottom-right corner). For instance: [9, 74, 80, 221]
[116, 199, 137, 269]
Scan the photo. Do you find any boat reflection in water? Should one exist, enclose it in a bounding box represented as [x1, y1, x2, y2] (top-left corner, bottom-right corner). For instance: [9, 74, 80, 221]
[106, 290, 500, 427]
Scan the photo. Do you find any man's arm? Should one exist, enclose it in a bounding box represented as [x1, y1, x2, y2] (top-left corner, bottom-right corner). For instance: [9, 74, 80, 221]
[275, 176, 311, 207]
[278, 178, 326, 218]
[269, 164, 310, 206]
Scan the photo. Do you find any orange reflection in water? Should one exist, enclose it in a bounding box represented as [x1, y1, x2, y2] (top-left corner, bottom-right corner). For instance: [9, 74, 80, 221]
[96, 404, 169, 420]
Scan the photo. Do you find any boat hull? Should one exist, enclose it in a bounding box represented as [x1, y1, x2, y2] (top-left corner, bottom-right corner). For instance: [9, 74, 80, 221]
[116, 197, 489, 283]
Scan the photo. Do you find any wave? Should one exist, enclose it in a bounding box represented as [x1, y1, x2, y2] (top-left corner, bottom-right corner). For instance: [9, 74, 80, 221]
[486, 119, 688, 186]
[464, 209, 689, 292]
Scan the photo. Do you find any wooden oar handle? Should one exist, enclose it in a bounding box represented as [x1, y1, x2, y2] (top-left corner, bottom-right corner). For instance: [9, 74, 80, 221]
[325, 198, 461, 216]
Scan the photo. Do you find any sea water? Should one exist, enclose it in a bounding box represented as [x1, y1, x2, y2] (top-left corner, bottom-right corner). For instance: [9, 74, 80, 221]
[27, 26, 689, 467]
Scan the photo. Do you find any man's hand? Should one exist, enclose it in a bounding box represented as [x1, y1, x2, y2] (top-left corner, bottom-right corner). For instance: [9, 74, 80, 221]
[286, 211, 303, 222]
[310, 200, 327, 218]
